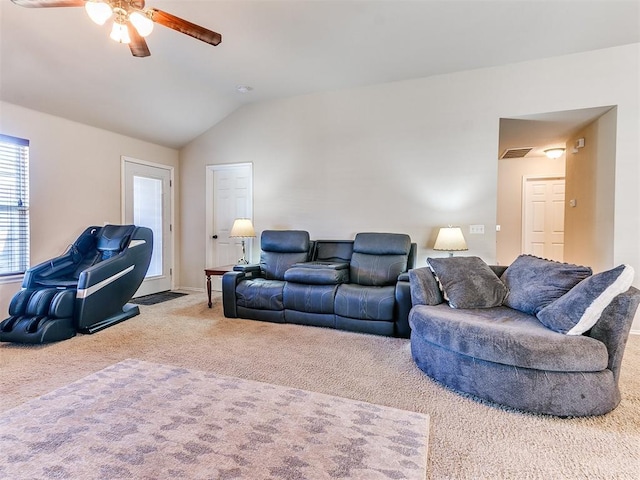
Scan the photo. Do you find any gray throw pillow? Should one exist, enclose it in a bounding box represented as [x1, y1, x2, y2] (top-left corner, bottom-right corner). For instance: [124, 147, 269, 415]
[501, 255, 592, 315]
[409, 267, 444, 306]
[537, 264, 634, 335]
[427, 256, 507, 309]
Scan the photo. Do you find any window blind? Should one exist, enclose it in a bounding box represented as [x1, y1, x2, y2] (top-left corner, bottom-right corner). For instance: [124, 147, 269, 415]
[0, 133, 30, 277]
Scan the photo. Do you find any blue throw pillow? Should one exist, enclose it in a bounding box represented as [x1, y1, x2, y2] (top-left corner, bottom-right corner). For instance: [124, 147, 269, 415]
[537, 264, 634, 335]
[501, 255, 592, 315]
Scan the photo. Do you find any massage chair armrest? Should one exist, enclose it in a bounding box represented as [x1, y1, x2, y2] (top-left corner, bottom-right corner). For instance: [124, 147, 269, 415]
[76, 252, 133, 290]
[22, 252, 76, 288]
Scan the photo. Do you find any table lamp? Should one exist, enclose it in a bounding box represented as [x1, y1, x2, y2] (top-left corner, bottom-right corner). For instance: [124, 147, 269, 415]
[229, 218, 256, 264]
[433, 226, 468, 257]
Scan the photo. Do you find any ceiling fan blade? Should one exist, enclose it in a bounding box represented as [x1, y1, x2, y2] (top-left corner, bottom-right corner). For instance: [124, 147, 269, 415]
[11, 0, 85, 7]
[150, 8, 222, 46]
[127, 23, 151, 58]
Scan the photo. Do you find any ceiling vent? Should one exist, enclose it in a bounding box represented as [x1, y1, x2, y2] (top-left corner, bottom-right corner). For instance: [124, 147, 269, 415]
[500, 147, 533, 159]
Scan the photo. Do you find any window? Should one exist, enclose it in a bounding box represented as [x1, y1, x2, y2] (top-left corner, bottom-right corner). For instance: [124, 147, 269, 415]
[0, 134, 29, 277]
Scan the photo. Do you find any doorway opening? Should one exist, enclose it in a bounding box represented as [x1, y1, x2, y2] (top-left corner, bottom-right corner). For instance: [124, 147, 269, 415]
[496, 106, 616, 272]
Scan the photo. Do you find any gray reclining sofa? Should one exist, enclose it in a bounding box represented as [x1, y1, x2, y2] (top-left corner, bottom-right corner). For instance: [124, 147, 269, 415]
[223, 230, 416, 337]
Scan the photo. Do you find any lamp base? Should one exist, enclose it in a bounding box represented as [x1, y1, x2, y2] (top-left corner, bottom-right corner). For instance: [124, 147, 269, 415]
[237, 239, 249, 264]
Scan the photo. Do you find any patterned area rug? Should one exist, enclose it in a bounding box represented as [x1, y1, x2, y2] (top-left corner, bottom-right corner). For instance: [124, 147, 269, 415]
[0, 359, 429, 479]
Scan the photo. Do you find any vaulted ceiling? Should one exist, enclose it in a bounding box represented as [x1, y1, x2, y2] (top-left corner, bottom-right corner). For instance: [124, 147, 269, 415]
[2, 1, 639, 149]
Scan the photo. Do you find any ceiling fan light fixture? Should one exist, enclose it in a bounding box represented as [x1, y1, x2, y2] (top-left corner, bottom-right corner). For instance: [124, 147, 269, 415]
[85, 0, 113, 26]
[110, 19, 131, 44]
[129, 10, 154, 37]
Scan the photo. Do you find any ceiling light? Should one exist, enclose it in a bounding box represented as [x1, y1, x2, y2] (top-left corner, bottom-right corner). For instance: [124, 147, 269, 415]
[110, 19, 131, 44]
[85, 0, 113, 25]
[236, 85, 253, 94]
[129, 11, 154, 37]
[544, 148, 565, 159]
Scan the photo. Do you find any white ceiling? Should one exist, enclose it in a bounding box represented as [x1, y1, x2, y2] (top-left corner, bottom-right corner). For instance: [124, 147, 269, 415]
[2, 0, 639, 149]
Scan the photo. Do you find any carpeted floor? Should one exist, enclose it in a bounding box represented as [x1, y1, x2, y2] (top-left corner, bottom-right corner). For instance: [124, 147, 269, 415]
[1, 292, 639, 479]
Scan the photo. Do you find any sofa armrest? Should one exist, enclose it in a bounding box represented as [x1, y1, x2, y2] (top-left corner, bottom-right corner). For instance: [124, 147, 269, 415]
[395, 277, 412, 338]
[589, 286, 640, 383]
[233, 263, 261, 274]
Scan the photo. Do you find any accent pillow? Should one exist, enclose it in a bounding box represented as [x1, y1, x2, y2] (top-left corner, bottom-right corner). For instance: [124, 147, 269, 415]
[409, 267, 444, 306]
[427, 256, 508, 309]
[501, 255, 592, 315]
[537, 264, 634, 335]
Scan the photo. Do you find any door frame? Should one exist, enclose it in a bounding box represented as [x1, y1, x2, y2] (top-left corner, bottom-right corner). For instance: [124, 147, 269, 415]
[521, 174, 565, 255]
[205, 162, 253, 269]
[121, 156, 176, 292]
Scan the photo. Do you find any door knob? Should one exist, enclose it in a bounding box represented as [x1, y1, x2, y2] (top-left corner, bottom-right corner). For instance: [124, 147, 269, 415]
[212, 235, 218, 239]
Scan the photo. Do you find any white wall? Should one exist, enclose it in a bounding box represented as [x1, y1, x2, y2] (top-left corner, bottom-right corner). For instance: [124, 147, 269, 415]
[0, 102, 179, 314]
[564, 109, 617, 273]
[180, 43, 640, 332]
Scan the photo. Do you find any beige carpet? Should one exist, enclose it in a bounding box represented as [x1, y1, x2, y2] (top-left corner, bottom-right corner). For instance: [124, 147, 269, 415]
[1, 292, 639, 479]
[0, 358, 428, 479]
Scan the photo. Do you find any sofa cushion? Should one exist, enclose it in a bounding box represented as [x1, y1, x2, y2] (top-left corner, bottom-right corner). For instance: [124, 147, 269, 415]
[283, 282, 337, 314]
[236, 278, 285, 311]
[409, 267, 444, 306]
[349, 233, 411, 286]
[335, 284, 396, 321]
[501, 255, 592, 315]
[537, 264, 635, 335]
[284, 262, 349, 285]
[409, 304, 608, 372]
[427, 256, 507, 309]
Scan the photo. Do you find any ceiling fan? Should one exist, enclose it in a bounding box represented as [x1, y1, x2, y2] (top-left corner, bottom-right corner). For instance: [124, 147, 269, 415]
[11, 0, 222, 57]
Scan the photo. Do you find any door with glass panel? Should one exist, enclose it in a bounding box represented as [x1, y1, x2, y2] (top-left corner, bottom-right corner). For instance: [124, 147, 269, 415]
[123, 158, 173, 296]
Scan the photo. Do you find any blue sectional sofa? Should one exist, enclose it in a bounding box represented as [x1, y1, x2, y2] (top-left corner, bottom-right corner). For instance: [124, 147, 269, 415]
[222, 230, 416, 337]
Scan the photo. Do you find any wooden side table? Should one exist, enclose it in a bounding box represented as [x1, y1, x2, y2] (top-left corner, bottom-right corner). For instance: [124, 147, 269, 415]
[205, 265, 235, 308]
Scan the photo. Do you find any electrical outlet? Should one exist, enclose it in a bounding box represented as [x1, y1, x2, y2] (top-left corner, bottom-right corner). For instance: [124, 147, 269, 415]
[469, 225, 485, 234]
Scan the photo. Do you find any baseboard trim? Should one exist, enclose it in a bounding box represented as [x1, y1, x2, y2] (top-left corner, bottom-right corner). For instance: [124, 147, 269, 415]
[177, 286, 205, 293]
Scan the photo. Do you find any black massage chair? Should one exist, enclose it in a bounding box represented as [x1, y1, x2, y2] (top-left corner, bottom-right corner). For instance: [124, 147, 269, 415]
[0, 224, 153, 344]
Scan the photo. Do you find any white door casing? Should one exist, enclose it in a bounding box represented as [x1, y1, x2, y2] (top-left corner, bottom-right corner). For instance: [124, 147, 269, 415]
[122, 157, 174, 297]
[522, 175, 565, 262]
[205, 163, 253, 291]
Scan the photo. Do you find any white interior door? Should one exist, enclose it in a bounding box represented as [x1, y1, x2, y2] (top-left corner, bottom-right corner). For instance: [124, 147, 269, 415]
[123, 158, 173, 296]
[206, 163, 253, 291]
[522, 176, 565, 261]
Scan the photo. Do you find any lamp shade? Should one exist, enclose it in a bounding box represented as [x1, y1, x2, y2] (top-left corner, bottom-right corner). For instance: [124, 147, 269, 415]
[110, 20, 131, 43]
[229, 218, 256, 238]
[85, 0, 112, 25]
[129, 11, 154, 37]
[433, 226, 468, 252]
